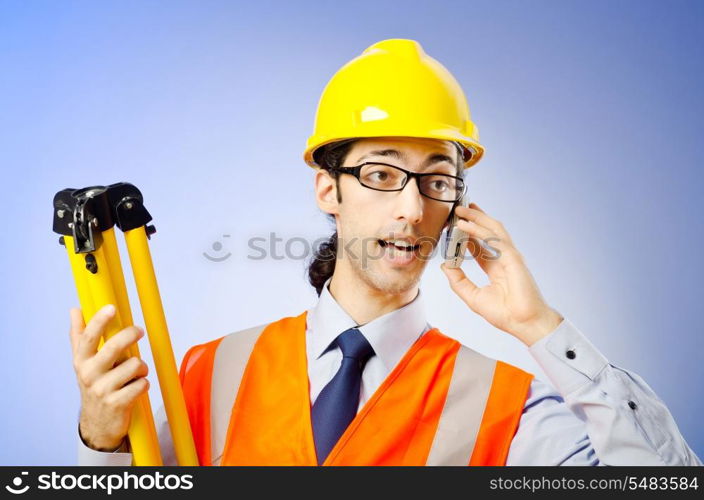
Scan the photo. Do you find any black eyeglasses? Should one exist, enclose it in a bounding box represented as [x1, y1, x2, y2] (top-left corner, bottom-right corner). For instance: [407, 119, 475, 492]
[332, 162, 466, 203]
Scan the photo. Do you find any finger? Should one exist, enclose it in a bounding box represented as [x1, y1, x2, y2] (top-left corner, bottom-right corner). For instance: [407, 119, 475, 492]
[456, 219, 510, 250]
[69, 307, 86, 358]
[111, 377, 150, 410]
[458, 220, 525, 275]
[456, 219, 516, 258]
[457, 203, 513, 244]
[76, 304, 116, 362]
[449, 221, 506, 276]
[96, 356, 149, 394]
[464, 235, 501, 275]
[469, 201, 487, 214]
[441, 262, 479, 301]
[92, 326, 144, 372]
[456, 204, 513, 244]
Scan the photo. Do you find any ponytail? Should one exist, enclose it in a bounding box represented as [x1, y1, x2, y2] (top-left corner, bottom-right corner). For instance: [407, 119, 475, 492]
[306, 140, 356, 295]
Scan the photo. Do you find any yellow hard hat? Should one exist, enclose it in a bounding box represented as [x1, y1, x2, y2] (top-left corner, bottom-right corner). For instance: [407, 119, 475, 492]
[304, 39, 484, 169]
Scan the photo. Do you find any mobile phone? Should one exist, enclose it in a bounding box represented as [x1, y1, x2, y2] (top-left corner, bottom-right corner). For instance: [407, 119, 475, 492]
[443, 195, 470, 268]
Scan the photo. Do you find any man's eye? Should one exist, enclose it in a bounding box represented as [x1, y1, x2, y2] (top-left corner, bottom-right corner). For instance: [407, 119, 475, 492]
[431, 180, 449, 191]
[370, 171, 388, 181]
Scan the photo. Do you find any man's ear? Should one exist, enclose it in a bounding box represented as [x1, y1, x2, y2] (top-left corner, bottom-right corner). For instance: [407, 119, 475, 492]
[314, 169, 340, 215]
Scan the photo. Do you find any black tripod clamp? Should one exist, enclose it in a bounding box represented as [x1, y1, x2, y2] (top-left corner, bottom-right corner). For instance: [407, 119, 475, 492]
[53, 182, 156, 254]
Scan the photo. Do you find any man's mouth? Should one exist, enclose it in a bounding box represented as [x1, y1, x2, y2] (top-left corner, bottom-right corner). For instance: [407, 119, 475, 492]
[377, 239, 421, 252]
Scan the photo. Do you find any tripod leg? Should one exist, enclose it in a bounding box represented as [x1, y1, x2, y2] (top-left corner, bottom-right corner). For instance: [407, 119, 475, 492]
[124, 226, 199, 466]
[64, 230, 163, 466]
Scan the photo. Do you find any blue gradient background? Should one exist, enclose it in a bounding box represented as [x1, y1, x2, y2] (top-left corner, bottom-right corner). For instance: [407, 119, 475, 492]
[1, 1, 702, 465]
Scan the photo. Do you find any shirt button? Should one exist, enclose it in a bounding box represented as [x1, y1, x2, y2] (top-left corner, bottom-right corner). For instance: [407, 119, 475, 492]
[628, 400, 637, 410]
[565, 349, 576, 360]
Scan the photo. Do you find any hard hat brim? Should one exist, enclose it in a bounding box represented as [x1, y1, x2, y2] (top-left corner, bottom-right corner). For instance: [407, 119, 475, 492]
[304, 132, 484, 170]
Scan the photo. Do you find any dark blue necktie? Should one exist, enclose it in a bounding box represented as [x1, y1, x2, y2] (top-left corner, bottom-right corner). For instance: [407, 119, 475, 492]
[311, 327, 375, 465]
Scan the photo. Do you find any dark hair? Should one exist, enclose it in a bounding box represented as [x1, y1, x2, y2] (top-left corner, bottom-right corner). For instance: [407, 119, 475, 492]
[307, 140, 356, 296]
[306, 140, 465, 296]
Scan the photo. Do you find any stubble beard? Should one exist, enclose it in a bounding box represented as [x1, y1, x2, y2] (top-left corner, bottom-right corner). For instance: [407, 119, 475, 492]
[338, 222, 445, 297]
[347, 239, 426, 296]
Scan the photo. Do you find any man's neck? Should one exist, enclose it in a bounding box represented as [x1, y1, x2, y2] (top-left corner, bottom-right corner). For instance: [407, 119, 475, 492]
[327, 270, 419, 325]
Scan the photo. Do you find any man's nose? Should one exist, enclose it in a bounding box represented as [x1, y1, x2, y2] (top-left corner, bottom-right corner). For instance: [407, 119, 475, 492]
[393, 177, 424, 225]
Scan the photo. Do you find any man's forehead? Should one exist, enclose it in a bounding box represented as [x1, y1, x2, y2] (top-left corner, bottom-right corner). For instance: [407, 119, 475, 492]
[349, 137, 457, 160]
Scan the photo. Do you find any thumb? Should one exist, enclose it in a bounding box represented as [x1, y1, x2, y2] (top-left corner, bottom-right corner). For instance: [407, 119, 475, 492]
[441, 262, 479, 301]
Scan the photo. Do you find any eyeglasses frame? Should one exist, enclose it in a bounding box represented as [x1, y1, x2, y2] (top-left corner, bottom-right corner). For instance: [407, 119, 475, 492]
[331, 161, 467, 203]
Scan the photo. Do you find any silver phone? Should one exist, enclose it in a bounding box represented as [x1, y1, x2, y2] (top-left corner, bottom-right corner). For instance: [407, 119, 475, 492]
[443, 195, 470, 268]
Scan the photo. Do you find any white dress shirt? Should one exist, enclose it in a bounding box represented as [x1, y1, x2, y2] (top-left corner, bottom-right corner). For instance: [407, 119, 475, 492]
[78, 278, 703, 466]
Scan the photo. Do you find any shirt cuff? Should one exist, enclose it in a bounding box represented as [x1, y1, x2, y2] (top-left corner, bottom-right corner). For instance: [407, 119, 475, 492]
[77, 424, 132, 466]
[528, 317, 609, 396]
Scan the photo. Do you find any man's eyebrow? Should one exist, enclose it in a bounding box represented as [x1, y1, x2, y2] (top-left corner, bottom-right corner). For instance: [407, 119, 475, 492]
[356, 149, 403, 163]
[422, 153, 455, 169]
[355, 150, 456, 171]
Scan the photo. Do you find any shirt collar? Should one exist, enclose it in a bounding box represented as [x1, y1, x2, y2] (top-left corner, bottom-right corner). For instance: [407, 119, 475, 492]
[307, 277, 431, 372]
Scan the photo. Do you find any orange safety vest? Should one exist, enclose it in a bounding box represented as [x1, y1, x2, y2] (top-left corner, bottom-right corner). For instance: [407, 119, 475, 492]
[179, 311, 533, 466]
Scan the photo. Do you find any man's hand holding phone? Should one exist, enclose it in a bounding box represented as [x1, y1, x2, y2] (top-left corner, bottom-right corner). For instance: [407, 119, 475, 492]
[441, 201, 563, 346]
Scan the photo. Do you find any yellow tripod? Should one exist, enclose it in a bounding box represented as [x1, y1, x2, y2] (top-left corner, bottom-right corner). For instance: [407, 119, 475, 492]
[53, 183, 198, 466]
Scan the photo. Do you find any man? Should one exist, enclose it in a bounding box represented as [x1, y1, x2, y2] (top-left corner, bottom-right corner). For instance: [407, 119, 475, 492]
[71, 39, 701, 465]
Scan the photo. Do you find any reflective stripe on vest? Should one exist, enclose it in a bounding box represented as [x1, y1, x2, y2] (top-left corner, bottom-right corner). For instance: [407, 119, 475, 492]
[180, 311, 533, 466]
[425, 345, 495, 465]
